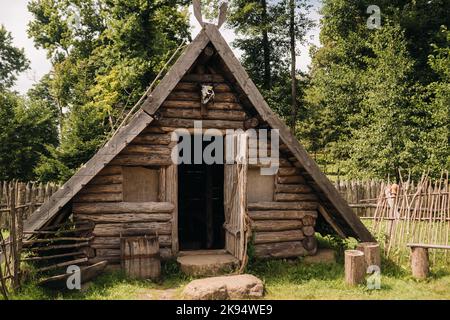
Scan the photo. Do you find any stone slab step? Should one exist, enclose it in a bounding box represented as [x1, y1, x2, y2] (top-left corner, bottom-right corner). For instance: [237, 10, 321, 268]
[177, 253, 239, 277]
[183, 274, 264, 300]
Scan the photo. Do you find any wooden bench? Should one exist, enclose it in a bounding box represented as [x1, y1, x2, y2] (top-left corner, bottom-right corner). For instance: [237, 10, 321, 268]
[407, 243, 450, 279]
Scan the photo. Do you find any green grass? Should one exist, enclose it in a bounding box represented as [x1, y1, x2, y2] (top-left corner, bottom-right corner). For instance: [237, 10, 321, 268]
[4, 236, 450, 300]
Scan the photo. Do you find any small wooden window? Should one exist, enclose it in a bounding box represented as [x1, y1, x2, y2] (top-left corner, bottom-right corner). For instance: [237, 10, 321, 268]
[247, 168, 274, 202]
[122, 167, 159, 202]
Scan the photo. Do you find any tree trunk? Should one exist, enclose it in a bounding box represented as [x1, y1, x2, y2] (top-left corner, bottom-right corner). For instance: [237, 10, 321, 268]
[289, 0, 297, 131]
[356, 242, 381, 268]
[261, 0, 272, 90]
[411, 247, 429, 279]
[345, 250, 366, 286]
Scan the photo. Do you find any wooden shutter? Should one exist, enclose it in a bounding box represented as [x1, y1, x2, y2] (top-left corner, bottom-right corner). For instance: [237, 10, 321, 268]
[224, 132, 248, 261]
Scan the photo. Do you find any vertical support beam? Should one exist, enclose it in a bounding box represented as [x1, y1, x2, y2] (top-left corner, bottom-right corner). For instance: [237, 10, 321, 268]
[166, 165, 178, 255]
[158, 167, 166, 202]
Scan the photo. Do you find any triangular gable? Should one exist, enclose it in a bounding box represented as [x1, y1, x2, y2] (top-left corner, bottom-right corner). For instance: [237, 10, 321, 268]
[25, 24, 374, 242]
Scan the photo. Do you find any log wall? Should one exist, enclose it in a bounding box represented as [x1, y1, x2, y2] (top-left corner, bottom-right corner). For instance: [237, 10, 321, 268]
[248, 137, 319, 259]
[72, 68, 320, 264]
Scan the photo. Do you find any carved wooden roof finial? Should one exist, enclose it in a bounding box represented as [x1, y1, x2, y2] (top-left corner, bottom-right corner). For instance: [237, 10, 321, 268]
[193, 0, 228, 29]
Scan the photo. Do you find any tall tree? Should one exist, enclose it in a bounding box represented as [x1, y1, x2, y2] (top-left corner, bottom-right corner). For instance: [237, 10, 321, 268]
[28, 0, 191, 182]
[0, 25, 29, 90]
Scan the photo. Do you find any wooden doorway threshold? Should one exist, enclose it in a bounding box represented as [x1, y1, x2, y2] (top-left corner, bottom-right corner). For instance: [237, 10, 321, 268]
[178, 249, 228, 257]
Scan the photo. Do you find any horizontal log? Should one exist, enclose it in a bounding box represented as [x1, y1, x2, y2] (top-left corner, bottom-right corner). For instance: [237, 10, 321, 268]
[93, 222, 172, 237]
[90, 248, 172, 264]
[31, 242, 89, 252]
[91, 235, 172, 249]
[142, 126, 167, 134]
[254, 241, 307, 259]
[182, 74, 225, 83]
[98, 166, 122, 176]
[22, 251, 86, 262]
[168, 91, 238, 103]
[36, 258, 88, 273]
[157, 118, 244, 130]
[277, 176, 306, 184]
[248, 202, 318, 211]
[175, 82, 233, 93]
[274, 193, 318, 202]
[131, 134, 171, 145]
[162, 100, 243, 111]
[76, 213, 172, 223]
[73, 202, 175, 214]
[74, 192, 122, 203]
[275, 184, 312, 194]
[80, 184, 122, 195]
[111, 154, 172, 166]
[278, 167, 302, 176]
[251, 220, 303, 232]
[121, 145, 171, 156]
[161, 108, 246, 121]
[89, 174, 123, 185]
[249, 210, 318, 221]
[254, 230, 305, 244]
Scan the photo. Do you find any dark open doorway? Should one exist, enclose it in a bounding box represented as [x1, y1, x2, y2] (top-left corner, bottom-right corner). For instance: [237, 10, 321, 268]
[178, 136, 225, 251]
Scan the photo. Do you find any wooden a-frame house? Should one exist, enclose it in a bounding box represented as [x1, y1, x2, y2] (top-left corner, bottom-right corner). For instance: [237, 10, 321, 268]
[24, 22, 374, 267]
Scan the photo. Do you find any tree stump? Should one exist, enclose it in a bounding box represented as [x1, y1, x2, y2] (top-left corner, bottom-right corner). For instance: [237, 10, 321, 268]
[356, 242, 381, 268]
[410, 247, 429, 279]
[345, 250, 366, 286]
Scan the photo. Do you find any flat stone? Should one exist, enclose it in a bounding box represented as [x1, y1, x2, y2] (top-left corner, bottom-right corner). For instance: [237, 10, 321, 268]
[177, 254, 239, 277]
[183, 274, 264, 300]
[303, 248, 336, 264]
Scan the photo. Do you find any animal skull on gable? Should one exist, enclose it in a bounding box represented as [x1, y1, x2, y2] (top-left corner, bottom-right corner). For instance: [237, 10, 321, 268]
[201, 84, 215, 105]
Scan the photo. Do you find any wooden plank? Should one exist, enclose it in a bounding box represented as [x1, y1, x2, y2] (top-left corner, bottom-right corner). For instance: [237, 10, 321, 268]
[254, 241, 307, 259]
[76, 213, 172, 223]
[91, 236, 171, 249]
[182, 74, 225, 83]
[111, 154, 172, 166]
[274, 193, 318, 202]
[252, 220, 303, 232]
[93, 222, 172, 237]
[131, 134, 171, 145]
[249, 210, 317, 221]
[157, 118, 244, 130]
[74, 192, 122, 203]
[80, 184, 122, 194]
[122, 145, 171, 156]
[89, 174, 122, 185]
[248, 202, 318, 211]
[162, 100, 243, 111]
[254, 230, 305, 244]
[168, 91, 238, 103]
[407, 244, 450, 250]
[73, 202, 175, 214]
[166, 165, 178, 255]
[275, 184, 312, 194]
[161, 108, 246, 121]
[122, 167, 159, 202]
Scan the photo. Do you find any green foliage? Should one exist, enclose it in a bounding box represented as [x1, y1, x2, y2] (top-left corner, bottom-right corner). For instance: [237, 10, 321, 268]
[304, 0, 450, 179]
[28, 0, 191, 182]
[0, 25, 29, 90]
[0, 91, 58, 181]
